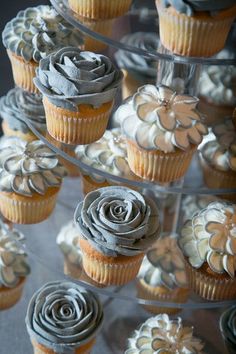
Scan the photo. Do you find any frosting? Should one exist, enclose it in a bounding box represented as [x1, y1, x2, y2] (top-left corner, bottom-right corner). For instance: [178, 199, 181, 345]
[0, 137, 67, 196]
[74, 186, 160, 257]
[34, 47, 123, 111]
[220, 306, 236, 349]
[114, 84, 208, 153]
[0, 88, 46, 134]
[125, 314, 205, 354]
[179, 201, 236, 277]
[0, 222, 30, 288]
[182, 195, 218, 221]
[57, 221, 82, 265]
[25, 281, 103, 354]
[2, 5, 83, 62]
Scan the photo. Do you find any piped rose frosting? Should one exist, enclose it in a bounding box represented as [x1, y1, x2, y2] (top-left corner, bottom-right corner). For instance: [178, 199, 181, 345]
[114, 84, 207, 152]
[74, 186, 160, 257]
[125, 314, 205, 354]
[34, 47, 123, 111]
[220, 306, 236, 349]
[0, 137, 66, 196]
[2, 5, 83, 62]
[179, 201, 236, 277]
[25, 281, 103, 353]
[57, 221, 82, 266]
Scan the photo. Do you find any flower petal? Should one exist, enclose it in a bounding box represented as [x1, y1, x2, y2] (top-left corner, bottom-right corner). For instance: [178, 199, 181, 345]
[173, 129, 190, 150]
[223, 254, 235, 278]
[136, 102, 159, 122]
[207, 251, 224, 273]
[156, 107, 176, 131]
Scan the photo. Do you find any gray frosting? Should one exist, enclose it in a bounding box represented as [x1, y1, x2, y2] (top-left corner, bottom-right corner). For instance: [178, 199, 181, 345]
[34, 47, 123, 111]
[220, 306, 236, 349]
[25, 281, 103, 354]
[74, 186, 160, 257]
[0, 88, 46, 134]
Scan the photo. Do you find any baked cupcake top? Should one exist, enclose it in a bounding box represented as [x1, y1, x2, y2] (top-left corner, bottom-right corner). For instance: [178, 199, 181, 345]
[125, 314, 205, 354]
[57, 220, 82, 266]
[160, 0, 236, 15]
[25, 281, 103, 352]
[220, 306, 236, 349]
[0, 137, 67, 197]
[2, 5, 83, 62]
[0, 222, 30, 288]
[115, 84, 207, 152]
[34, 47, 123, 111]
[0, 88, 46, 134]
[74, 186, 160, 257]
[201, 119, 236, 172]
[138, 234, 188, 289]
[179, 201, 236, 278]
[181, 195, 218, 221]
[75, 128, 131, 183]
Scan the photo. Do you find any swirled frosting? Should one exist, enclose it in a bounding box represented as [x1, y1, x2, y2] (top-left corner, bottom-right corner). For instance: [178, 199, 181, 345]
[125, 314, 205, 354]
[57, 221, 82, 266]
[34, 47, 123, 111]
[138, 235, 188, 289]
[114, 84, 207, 152]
[220, 306, 236, 349]
[74, 186, 160, 257]
[0, 88, 46, 134]
[2, 5, 83, 62]
[179, 201, 236, 277]
[182, 195, 218, 221]
[0, 222, 30, 288]
[0, 137, 67, 196]
[25, 281, 103, 353]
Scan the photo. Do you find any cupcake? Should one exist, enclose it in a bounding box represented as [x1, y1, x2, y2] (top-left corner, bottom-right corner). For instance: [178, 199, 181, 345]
[125, 314, 205, 353]
[0, 222, 30, 310]
[115, 84, 208, 183]
[0, 137, 67, 224]
[0, 87, 46, 142]
[156, 0, 236, 57]
[114, 32, 159, 99]
[25, 281, 103, 354]
[181, 194, 218, 221]
[74, 186, 160, 286]
[137, 234, 189, 315]
[220, 306, 236, 354]
[34, 47, 122, 145]
[2, 5, 83, 94]
[179, 201, 236, 301]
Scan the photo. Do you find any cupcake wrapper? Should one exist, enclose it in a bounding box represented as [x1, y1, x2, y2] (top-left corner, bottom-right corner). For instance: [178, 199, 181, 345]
[0, 278, 26, 310]
[82, 175, 110, 195]
[31, 338, 95, 354]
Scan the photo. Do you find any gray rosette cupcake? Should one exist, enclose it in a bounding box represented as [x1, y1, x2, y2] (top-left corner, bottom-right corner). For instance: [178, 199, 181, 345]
[25, 281, 103, 354]
[2, 5, 83, 93]
[0, 137, 67, 224]
[220, 306, 236, 354]
[74, 186, 160, 285]
[34, 47, 123, 145]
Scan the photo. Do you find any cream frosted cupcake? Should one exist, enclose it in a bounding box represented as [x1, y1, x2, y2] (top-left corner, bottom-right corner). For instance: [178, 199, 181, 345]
[115, 84, 208, 183]
[0, 88, 46, 142]
[181, 194, 218, 221]
[0, 137, 66, 224]
[2, 5, 83, 93]
[137, 234, 189, 315]
[125, 314, 205, 353]
[34, 47, 122, 145]
[179, 201, 236, 301]
[25, 281, 103, 354]
[74, 186, 160, 286]
[0, 222, 30, 310]
[220, 306, 236, 354]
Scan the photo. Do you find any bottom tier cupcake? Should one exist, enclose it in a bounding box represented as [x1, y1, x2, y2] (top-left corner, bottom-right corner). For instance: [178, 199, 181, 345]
[220, 306, 236, 354]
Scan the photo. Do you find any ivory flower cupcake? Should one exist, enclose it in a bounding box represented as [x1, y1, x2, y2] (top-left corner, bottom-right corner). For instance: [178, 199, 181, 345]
[2, 5, 83, 93]
[181, 195, 218, 221]
[220, 306, 236, 354]
[74, 186, 160, 285]
[0, 137, 66, 224]
[115, 84, 208, 183]
[25, 281, 103, 354]
[34, 47, 122, 145]
[0, 222, 30, 310]
[179, 201, 236, 301]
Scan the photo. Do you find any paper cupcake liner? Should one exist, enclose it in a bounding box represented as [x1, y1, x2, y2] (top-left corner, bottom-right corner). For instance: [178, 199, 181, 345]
[31, 338, 95, 354]
[82, 175, 110, 195]
[0, 277, 26, 310]
[127, 140, 196, 183]
[198, 96, 234, 127]
[43, 97, 113, 145]
[7, 50, 38, 94]
[2, 120, 37, 143]
[156, 1, 236, 57]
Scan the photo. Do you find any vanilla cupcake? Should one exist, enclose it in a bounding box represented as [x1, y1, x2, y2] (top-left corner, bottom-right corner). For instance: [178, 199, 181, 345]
[115, 84, 208, 183]
[0, 222, 30, 310]
[220, 306, 236, 354]
[0, 137, 66, 224]
[125, 314, 205, 353]
[181, 194, 218, 221]
[179, 201, 236, 301]
[74, 186, 160, 286]
[2, 5, 83, 93]
[25, 281, 103, 354]
[34, 47, 122, 145]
